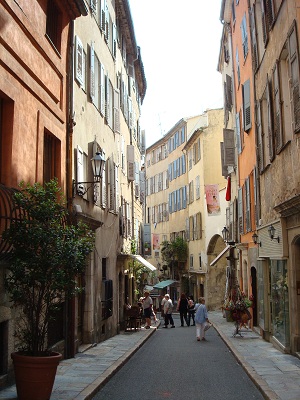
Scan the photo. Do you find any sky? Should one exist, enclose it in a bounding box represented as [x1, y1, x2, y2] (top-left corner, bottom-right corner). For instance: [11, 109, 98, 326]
[128, 0, 224, 148]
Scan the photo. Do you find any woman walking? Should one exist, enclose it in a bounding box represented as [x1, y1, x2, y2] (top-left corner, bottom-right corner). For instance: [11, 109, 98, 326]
[177, 293, 189, 326]
[195, 297, 210, 341]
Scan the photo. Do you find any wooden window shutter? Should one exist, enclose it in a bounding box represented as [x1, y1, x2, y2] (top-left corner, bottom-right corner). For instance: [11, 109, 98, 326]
[169, 193, 172, 214]
[273, 61, 283, 150]
[127, 145, 135, 181]
[90, 43, 95, 103]
[197, 212, 202, 239]
[266, 76, 275, 161]
[101, 158, 107, 208]
[243, 79, 251, 131]
[261, 0, 268, 46]
[76, 145, 84, 194]
[189, 216, 194, 241]
[226, 75, 232, 111]
[100, 0, 106, 32]
[236, 47, 240, 86]
[241, 15, 248, 60]
[75, 36, 84, 86]
[256, 101, 264, 172]
[173, 191, 177, 212]
[113, 89, 120, 133]
[90, 0, 97, 15]
[223, 129, 235, 166]
[112, 23, 117, 59]
[236, 112, 242, 154]
[238, 187, 244, 236]
[186, 218, 190, 241]
[288, 24, 300, 132]
[100, 64, 105, 116]
[115, 164, 119, 213]
[220, 142, 227, 177]
[245, 177, 251, 232]
[266, 0, 275, 29]
[250, 6, 258, 71]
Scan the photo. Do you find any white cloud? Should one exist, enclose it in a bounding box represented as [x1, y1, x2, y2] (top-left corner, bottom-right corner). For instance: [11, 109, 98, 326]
[129, 0, 224, 147]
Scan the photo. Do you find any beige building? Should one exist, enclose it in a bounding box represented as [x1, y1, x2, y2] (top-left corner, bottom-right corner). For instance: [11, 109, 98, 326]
[72, 0, 147, 348]
[145, 109, 227, 308]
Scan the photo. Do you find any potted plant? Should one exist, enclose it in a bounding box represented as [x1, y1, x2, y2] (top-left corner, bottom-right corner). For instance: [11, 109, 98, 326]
[3, 179, 94, 400]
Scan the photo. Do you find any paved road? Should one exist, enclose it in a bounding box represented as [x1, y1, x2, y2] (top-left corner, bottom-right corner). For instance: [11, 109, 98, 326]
[92, 315, 265, 400]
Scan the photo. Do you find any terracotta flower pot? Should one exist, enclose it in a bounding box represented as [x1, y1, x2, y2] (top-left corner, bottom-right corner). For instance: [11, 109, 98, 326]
[11, 351, 62, 400]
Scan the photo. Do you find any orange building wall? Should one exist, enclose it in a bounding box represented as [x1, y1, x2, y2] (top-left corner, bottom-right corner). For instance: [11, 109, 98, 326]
[0, 0, 71, 190]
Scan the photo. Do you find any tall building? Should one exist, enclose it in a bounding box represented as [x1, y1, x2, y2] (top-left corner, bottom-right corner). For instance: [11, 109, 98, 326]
[71, 0, 147, 347]
[219, 0, 300, 355]
[145, 109, 227, 308]
[0, 0, 88, 384]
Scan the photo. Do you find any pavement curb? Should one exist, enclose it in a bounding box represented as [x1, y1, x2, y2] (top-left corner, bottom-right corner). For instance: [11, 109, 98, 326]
[78, 326, 159, 400]
[212, 321, 280, 400]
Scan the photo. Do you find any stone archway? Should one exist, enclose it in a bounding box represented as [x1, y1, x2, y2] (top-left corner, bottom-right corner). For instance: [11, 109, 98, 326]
[207, 234, 228, 310]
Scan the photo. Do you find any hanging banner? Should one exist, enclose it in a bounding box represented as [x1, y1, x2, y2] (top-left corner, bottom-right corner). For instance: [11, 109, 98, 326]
[205, 184, 221, 215]
[152, 234, 160, 250]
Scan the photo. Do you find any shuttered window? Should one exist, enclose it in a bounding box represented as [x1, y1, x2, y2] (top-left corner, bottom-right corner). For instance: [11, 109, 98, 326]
[288, 24, 300, 132]
[273, 62, 283, 151]
[241, 14, 248, 60]
[223, 129, 235, 166]
[266, 76, 275, 161]
[243, 79, 251, 131]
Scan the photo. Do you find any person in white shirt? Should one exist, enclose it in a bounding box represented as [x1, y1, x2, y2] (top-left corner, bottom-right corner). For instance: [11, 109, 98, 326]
[162, 294, 175, 328]
[142, 291, 153, 329]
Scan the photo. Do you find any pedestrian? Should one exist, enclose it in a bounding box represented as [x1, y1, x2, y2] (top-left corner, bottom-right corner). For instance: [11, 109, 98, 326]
[163, 294, 175, 328]
[142, 291, 153, 329]
[177, 293, 189, 326]
[195, 297, 210, 341]
[187, 295, 196, 326]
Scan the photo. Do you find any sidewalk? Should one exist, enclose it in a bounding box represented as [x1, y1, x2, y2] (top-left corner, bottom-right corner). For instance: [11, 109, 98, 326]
[1, 312, 300, 400]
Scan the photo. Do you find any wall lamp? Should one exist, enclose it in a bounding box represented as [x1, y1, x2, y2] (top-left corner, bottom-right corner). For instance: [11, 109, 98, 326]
[73, 151, 105, 197]
[268, 224, 280, 243]
[221, 226, 235, 245]
[252, 232, 262, 247]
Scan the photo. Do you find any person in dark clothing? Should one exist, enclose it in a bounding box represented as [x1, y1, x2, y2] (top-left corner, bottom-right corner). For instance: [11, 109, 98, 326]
[177, 293, 189, 326]
[188, 295, 196, 326]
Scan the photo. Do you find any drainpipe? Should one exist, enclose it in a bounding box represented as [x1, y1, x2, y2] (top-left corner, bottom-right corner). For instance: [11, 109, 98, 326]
[65, 19, 76, 359]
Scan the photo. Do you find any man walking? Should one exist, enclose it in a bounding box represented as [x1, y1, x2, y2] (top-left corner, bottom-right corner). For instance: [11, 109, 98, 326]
[163, 294, 175, 328]
[142, 291, 153, 329]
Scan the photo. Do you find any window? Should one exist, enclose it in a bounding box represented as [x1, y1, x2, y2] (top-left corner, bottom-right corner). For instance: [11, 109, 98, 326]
[195, 176, 200, 199]
[0, 97, 13, 183]
[236, 47, 240, 87]
[250, 6, 258, 71]
[236, 111, 242, 154]
[44, 130, 61, 183]
[225, 74, 233, 111]
[189, 180, 194, 204]
[288, 24, 300, 133]
[242, 79, 251, 131]
[238, 187, 243, 235]
[245, 177, 251, 232]
[190, 254, 194, 270]
[46, 0, 62, 52]
[241, 14, 248, 60]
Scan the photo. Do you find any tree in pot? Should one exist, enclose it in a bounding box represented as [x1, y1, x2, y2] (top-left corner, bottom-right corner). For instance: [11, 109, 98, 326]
[3, 179, 94, 400]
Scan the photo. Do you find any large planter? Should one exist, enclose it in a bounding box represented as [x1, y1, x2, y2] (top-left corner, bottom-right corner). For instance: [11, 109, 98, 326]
[225, 309, 234, 322]
[11, 351, 62, 400]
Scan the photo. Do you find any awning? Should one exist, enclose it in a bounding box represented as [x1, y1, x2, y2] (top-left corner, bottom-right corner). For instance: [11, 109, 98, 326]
[210, 245, 231, 267]
[153, 279, 177, 289]
[130, 255, 156, 271]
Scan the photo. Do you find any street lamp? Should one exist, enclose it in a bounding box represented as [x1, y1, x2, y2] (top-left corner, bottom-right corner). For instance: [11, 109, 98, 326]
[73, 151, 105, 197]
[268, 224, 280, 243]
[252, 232, 262, 247]
[222, 226, 235, 245]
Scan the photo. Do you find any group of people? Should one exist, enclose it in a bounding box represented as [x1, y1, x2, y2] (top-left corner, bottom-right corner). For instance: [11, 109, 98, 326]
[139, 290, 210, 341]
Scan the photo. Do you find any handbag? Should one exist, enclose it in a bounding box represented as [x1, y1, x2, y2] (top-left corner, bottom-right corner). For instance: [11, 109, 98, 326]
[204, 322, 212, 331]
